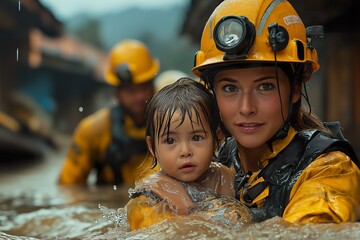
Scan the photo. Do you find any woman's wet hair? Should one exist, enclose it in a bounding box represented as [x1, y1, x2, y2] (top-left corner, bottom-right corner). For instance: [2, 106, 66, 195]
[263, 62, 330, 135]
[289, 63, 331, 134]
[145, 77, 220, 167]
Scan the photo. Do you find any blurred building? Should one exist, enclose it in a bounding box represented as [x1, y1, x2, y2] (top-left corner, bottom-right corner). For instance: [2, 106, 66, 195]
[181, 0, 360, 155]
[0, 0, 108, 158]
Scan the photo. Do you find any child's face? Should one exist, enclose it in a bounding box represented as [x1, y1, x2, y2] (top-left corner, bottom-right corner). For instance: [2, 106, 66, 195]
[148, 109, 214, 183]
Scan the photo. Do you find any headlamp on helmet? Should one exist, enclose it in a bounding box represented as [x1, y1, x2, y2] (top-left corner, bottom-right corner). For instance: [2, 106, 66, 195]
[213, 16, 256, 60]
[115, 64, 132, 85]
[192, 0, 322, 78]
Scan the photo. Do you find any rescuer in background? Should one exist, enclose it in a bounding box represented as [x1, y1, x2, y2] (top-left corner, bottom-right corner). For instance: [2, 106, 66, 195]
[58, 39, 160, 186]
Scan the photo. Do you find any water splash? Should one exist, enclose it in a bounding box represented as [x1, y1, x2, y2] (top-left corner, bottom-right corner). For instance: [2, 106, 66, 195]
[1, 188, 360, 239]
[98, 204, 128, 228]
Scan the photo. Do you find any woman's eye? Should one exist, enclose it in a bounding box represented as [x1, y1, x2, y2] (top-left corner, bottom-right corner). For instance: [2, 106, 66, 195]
[223, 85, 237, 92]
[258, 83, 274, 91]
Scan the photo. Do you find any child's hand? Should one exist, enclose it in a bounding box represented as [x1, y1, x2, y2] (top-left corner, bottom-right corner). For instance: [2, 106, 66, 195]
[197, 162, 236, 197]
[135, 171, 194, 215]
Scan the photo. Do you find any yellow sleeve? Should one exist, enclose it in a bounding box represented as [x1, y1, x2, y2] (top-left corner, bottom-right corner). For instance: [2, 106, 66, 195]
[126, 195, 175, 231]
[283, 151, 360, 223]
[58, 109, 111, 184]
[120, 155, 160, 187]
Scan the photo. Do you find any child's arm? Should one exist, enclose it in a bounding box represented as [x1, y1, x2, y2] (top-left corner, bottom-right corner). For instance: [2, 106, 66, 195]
[126, 194, 176, 231]
[131, 171, 194, 214]
[126, 171, 194, 230]
[198, 162, 236, 197]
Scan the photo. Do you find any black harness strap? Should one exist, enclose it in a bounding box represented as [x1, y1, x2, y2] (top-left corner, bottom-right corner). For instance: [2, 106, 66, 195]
[218, 122, 359, 222]
[254, 128, 359, 221]
[98, 105, 148, 185]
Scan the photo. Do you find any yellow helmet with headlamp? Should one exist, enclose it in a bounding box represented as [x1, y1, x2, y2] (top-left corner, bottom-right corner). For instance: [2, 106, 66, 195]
[105, 39, 160, 87]
[192, 0, 322, 82]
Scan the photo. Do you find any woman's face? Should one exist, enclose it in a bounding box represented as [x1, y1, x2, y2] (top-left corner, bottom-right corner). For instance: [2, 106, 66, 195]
[213, 66, 300, 150]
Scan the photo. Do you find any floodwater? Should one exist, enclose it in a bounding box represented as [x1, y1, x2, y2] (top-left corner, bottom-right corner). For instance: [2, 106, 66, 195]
[0, 142, 360, 240]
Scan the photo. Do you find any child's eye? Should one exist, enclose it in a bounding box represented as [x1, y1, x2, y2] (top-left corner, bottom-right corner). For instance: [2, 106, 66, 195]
[164, 138, 175, 144]
[192, 135, 204, 141]
[258, 83, 274, 91]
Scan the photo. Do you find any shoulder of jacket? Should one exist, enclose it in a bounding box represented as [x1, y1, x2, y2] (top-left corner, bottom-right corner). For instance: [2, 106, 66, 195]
[80, 108, 110, 126]
[304, 130, 358, 165]
[75, 108, 111, 136]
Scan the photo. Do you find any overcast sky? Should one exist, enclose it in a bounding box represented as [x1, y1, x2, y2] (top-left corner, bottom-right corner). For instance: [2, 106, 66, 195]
[39, 0, 188, 20]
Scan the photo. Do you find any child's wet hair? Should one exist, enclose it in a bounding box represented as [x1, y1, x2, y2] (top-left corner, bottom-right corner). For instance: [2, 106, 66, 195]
[145, 77, 220, 162]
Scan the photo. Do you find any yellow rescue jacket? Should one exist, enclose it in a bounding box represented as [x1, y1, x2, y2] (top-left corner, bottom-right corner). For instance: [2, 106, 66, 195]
[58, 106, 157, 186]
[219, 125, 360, 223]
[126, 163, 252, 231]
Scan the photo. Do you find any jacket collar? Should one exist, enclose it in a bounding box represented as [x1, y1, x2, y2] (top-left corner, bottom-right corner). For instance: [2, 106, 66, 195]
[259, 126, 298, 169]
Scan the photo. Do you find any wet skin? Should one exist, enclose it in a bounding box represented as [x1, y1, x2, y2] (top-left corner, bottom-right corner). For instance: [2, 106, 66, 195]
[116, 81, 154, 125]
[147, 109, 214, 183]
[213, 66, 300, 171]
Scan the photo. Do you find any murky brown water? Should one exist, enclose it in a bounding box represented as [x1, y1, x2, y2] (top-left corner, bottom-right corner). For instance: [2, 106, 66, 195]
[1, 146, 360, 240]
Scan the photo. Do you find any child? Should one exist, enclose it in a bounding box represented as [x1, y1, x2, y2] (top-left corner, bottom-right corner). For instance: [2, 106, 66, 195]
[125, 78, 249, 230]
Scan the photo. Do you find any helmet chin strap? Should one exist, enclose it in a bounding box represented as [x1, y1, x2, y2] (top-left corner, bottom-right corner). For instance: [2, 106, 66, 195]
[267, 120, 291, 149]
[266, 94, 292, 149]
[267, 61, 310, 147]
[266, 46, 294, 147]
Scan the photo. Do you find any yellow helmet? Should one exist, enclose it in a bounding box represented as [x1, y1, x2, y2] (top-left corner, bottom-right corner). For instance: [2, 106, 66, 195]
[192, 0, 321, 79]
[104, 39, 160, 86]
